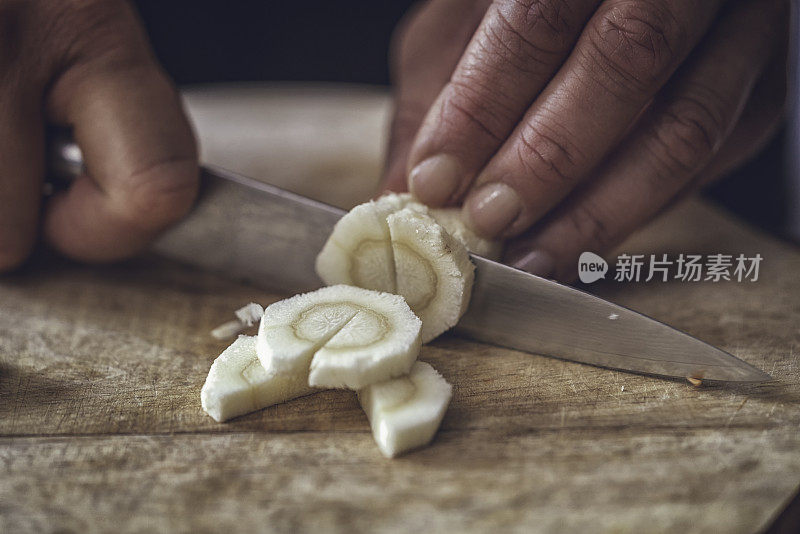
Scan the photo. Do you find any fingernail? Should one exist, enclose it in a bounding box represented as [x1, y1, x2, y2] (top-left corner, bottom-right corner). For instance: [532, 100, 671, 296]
[463, 183, 522, 238]
[408, 154, 461, 206]
[513, 250, 555, 278]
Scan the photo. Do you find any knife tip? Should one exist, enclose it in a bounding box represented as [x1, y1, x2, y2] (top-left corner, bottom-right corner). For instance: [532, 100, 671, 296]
[694, 357, 773, 383]
[725, 365, 773, 383]
[747, 369, 774, 383]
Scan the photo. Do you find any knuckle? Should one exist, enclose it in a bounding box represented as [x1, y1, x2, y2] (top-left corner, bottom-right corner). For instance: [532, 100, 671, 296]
[647, 87, 726, 176]
[587, 1, 682, 93]
[441, 79, 509, 142]
[489, 0, 575, 61]
[117, 159, 199, 232]
[497, 0, 575, 44]
[515, 122, 581, 187]
[476, 19, 540, 77]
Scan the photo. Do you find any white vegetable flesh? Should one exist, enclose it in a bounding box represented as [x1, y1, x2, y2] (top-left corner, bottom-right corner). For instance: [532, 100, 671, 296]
[235, 302, 265, 326]
[316, 193, 476, 342]
[257, 285, 422, 389]
[358, 361, 452, 458]
[201, 336, 316, 422]
[388, 209, 474, 343]
[210, 302, 265, 339]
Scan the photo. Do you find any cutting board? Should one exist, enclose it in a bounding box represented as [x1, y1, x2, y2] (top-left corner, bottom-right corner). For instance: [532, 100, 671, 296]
[1, 85, 798, 533]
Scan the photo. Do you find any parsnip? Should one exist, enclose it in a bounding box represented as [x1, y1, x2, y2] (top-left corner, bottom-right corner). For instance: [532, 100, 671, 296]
[257, 285, 422, 389]
[388, 208, 474, 342]
[316, 194, 477, 342]
[201, 336, 316, 422]
[358, 361, 452, 458]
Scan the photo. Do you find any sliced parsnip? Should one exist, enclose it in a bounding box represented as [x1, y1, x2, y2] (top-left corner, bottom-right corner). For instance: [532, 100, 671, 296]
[201, 336, 316, 422]
[210, 302, 265, 340]
[257, 285, 422, 389]
[372, 191, 414, 213]
[315, 194, 476, 343]
[211, 319, 248, 340]
[315, 202, 396, 293]
[375, 193, 502, 259]
[358, 361, 452, 458]
[235, 302, 265, 326]
[388, 208, 474, 343]
[257, 286, 358, 375]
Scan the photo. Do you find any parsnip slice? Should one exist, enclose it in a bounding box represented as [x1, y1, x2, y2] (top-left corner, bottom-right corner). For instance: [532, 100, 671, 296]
[200, 336, 316, 422]
[210, 302, 265, 340]
[316, 194, 477, 342]
[374, 193, 502, 260]
[358, 361, 452, 458]
[315, 202, 396, 293]
[388, 208, 474, 343]
[257, 285, 422, 389]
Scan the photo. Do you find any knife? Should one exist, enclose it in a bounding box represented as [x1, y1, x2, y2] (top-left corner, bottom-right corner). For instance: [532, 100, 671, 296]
[49, 137, 770, 383]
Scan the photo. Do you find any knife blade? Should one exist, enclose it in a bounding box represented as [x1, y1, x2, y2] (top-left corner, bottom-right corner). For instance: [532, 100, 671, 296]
[153, 166, 343, 293]
[46, 131, 770, 382]
[151, 165, 769, 383]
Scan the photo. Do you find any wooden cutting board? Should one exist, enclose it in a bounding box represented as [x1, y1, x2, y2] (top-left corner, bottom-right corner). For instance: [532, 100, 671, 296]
[1, 85, 798, 533]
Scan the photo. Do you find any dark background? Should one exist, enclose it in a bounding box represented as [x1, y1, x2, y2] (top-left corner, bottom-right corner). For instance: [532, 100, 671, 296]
[134, 1, 415, 85]
[132, 0, 791, 241]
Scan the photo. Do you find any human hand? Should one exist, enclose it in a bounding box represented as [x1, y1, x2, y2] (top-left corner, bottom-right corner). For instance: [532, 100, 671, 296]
[383, 0, 788, 280]
[0, 0, 198, 272]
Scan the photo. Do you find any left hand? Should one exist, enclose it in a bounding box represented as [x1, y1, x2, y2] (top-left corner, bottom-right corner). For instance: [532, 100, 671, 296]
[382, 0, 789, 281]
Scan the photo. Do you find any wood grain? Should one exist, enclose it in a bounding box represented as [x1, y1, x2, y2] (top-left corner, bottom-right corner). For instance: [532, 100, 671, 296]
[1, 88, 799, 533]
[2, 428, 797, 533]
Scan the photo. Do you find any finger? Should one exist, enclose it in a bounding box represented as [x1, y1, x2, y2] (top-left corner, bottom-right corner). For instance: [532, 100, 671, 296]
[381, 0, 489, 193]
[697, 54, 787, 185]
[41, 0, 198, 262]
[0, 81, 44, 271]
[463, 0, 724, 238]
[406, 0, 600, 205]
[506, 0, 787, 281]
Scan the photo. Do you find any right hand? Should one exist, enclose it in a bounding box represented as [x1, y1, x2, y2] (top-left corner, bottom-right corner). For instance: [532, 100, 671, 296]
[383, 0, 787, 281]
[0, 0, 199, 272]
